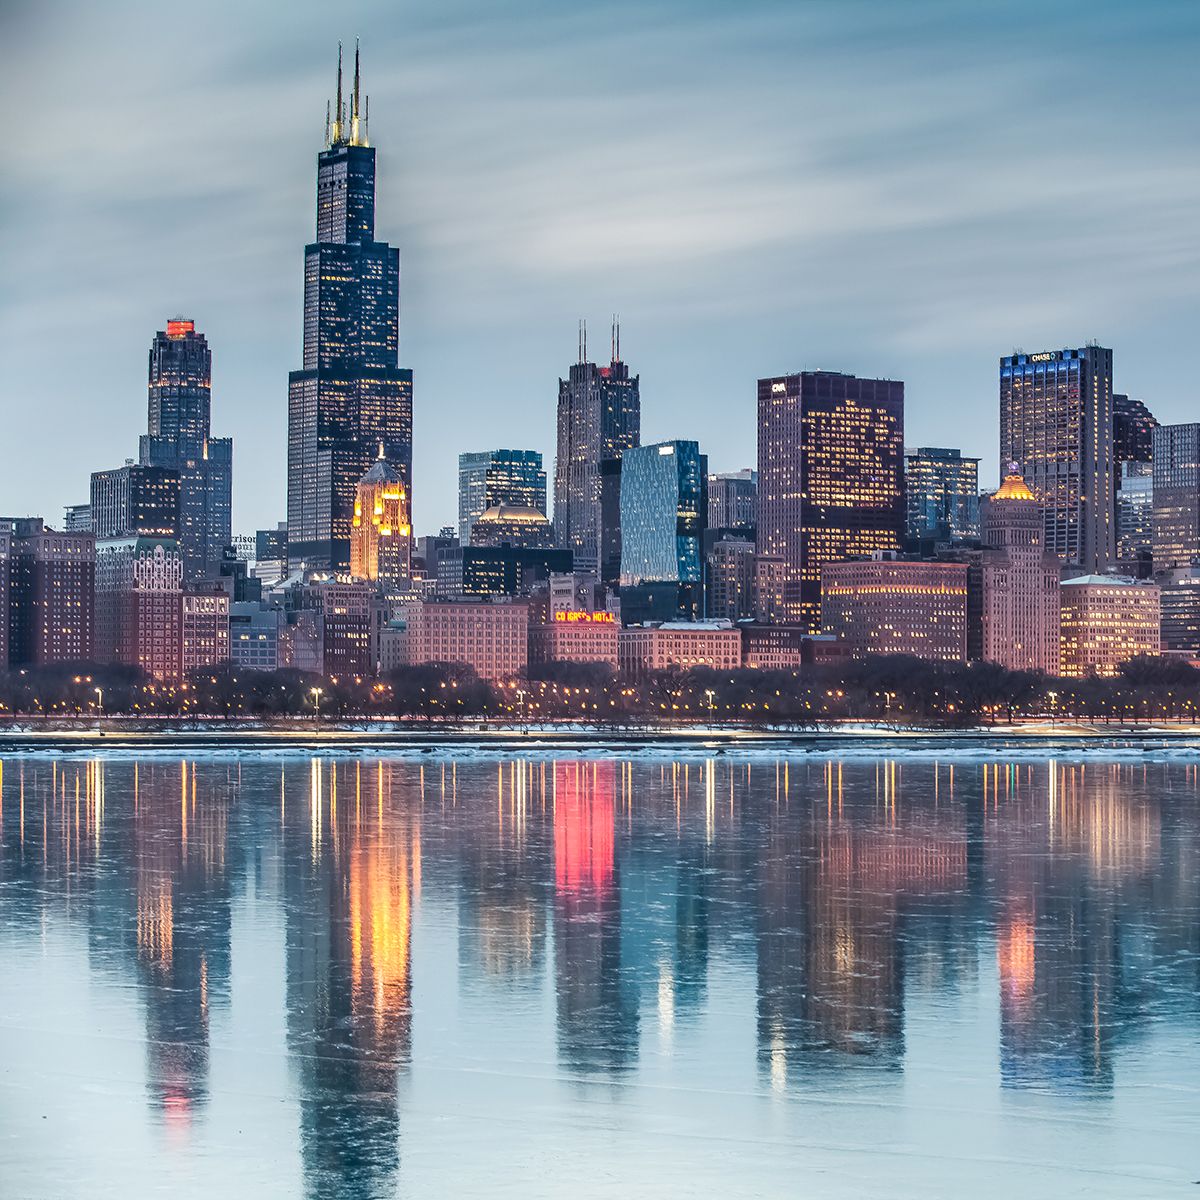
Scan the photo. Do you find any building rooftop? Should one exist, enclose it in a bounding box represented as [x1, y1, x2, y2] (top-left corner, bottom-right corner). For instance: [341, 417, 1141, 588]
[475, 504, 550, 524]
[1061, 574, 1145, 587]
[992, 473, 1036, 502]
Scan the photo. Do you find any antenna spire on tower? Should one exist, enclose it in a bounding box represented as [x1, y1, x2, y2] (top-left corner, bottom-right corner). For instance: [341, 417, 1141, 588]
[610, 314, 616, 363]
[616, 314, 620, 361]
[325, 100, 331, 147]
[582, 319, 588, 364]
[351, 38, 361, 144]
[333, 42, 344, 143]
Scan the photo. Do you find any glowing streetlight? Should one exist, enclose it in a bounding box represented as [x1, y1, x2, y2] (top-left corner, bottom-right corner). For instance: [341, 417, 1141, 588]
[310, 686, 324, 722]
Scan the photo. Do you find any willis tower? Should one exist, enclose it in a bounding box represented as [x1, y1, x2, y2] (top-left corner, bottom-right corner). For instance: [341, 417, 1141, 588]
[287, 43, 413, 574]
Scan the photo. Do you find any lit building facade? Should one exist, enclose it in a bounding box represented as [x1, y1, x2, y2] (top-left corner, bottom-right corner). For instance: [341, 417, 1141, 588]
[618, 621, 742, 676]
[458, 450, 547, 543]
[705, 536, 756, 621]
[402, 598, 528, 681]
[229, 601, 283, 671]
[706, 469, 757, 532]
[619, 440, 706, 624]
[287, 48, 413, 573]
[999, 346, 1115, 572]
[979, 473, 1061, 674]
[757, 371, 905, 631]
[1152, 423, 1200, 570]
[90, 463, 180, 539]
[1059, 576, 1160, 677]
[0, 523, 9, 667]
[904, 446, 980, 541]
[820, 557, 968, 662]
[1116, 460, 1153, 571]
[739, 625, 849, 670]
[435, 545, 572, 599]
[553, 323, 639, 578]
[350, 455, 411, 589]
[469, 505, 556, 549]
[1157, 566, 1200, 654]
[287, 578, 375, 678]
[95, 537, 184, 682]
[529, 611, 619, 668]
[181, 587, 231, 674]
[5, 518, 95, 666]
[139, 319, 233, 582]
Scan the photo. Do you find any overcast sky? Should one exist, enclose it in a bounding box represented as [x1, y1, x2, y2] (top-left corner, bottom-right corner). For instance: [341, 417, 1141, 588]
[2, 0, 1199, 535]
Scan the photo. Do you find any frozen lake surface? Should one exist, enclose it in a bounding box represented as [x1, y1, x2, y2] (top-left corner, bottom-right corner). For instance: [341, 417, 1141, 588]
[0, 751, 1197, 1198]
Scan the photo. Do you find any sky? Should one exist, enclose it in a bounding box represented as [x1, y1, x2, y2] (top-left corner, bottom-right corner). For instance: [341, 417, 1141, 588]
[2, 0, 1199, 536]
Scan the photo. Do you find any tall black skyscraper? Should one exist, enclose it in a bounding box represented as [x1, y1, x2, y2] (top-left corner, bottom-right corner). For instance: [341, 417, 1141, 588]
[287, 44, 413, 574]
[553, 320, 639, 580]
[139, 319, 232, 582]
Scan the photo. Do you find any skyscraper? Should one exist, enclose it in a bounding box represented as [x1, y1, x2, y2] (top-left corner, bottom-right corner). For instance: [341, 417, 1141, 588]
[287, 44, 413, 574]
[90, 462, 180, 539]
[618, 440, 707, 623]
[139, 319, 232, 582]
[1152, 423, 1200, 570]
[904, 447, 980, 542]
[978, 471, 1060, 674]
[706, 469, 758, 534]
[554, 321, 639, 579]
[1113, 394, 1157, 464]
[458, 450, 547, 543]
[757, 371, 905, 631]
[350, 453, 411, 590]
[999, 346, 1115, 573]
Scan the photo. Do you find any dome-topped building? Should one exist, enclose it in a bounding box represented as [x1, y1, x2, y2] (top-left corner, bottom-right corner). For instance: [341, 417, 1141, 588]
[469, 504, 556, 549]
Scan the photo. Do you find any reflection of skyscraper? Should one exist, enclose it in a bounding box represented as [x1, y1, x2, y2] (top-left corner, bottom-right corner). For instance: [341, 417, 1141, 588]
[287, 46, 413, 574]
[553, 761, 638, 1074]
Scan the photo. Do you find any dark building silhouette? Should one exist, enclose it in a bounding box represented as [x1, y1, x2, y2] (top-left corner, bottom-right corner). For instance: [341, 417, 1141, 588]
[90, 462, 180, 539]
[554, 321, 639, 581]
[1113, 393, 1157, 465]
[287, 46, 413, 574]
[139, 320, 232, 582]
[757, 371, 905, 631]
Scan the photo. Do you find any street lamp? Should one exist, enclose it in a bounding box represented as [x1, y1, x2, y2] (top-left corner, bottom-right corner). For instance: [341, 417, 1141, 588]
[310, 686, 323, 723]
[705, 688, 716, 725]
[1047, 690, 1058, 729]
[94, 687, 104, 719]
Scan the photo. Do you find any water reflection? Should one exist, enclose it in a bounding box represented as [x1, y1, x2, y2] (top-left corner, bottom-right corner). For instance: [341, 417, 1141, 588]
[1, 752, 1199, 1195]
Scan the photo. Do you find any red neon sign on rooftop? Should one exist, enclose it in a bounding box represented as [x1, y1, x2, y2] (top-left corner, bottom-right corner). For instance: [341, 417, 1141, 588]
[166, 320, 195, 338]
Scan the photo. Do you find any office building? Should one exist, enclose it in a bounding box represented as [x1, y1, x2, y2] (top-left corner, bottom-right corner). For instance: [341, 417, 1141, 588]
[529, 610, 619, 668]
[739, 624, 849, 670]
[139, 319, 233, 582]
[1059, 576, 1160, 677]
[90, 462, 180, 539]
[1158, 566, 1200, 655]
[254, 524, 288, 583]
[350, 454, 411, 589]
[435, 545, 571, 599]
[820, 557, 968, 662]
[707, 469, 757, 533]
[619, 440, 707, 623]
[458, 450, 547, 543]
[527, 573, 609, 623]
[5, 518, 95, 666]
[286, 577, 375, 677]
[0, 524, 9, 667]
[402, 598, 529, 681]
[904, 447, 980, 541]
[1116, 460, 1154, 572]
[617, 621, 742, 677]
[1153, 423, 1200, 570]
[705, 535, 756, 621]
[753, 554, 786, 623]
[469, 505, 556, 549]
[979, 472, 1061, 674]
[553, 320, 640, 578]
[181, 587, 231, 674]
[94, 537, 184, 682]
[229, 601, 284, 671]
[287, 47, 413, 573]
[1113, 394, 1157, 464]
[63, 504, 92, 533]
[758, 370, 905, 631]
[999, 346, 1114, 572]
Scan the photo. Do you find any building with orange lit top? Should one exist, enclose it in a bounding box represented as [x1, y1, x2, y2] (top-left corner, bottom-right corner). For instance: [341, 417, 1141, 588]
[350, 453, 411, 590]
[1059, 575, 1160, 677]
[980, 470, 1061, 673]
[402, 598, 528, 681]
[529, 609, 619, 667]
[757, 371, 905, 631]
[820, 556, 968, 661]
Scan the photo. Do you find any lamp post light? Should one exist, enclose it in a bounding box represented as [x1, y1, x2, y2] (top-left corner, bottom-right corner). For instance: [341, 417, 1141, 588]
[310, 686, 323, 724]
[705, 688, 716, 725]
[94, 687, 104, 719]
[1047, 690, 1058, 729]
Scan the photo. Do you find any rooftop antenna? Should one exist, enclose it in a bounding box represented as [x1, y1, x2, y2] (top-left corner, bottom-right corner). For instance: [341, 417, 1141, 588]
[351, 38, 361, 145]
[616, 314, 620, 361]
[364, 95, 370, 146]
[333, 42, 344, 143]
[610, 314, 616, 362]
[577, 320, 582, 364]
[582, 319, 587, 363]
[324, 100, 331, 147]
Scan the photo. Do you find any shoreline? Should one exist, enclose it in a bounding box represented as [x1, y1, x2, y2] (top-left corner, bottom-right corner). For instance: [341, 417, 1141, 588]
[2, 719, 1200, 755]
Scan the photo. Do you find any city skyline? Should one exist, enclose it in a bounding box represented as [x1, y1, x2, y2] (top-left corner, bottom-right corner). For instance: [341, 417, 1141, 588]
[4, 2, 1199, 534]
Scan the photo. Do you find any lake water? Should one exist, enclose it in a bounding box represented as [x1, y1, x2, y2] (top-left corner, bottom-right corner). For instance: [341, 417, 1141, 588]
[0, 750, 1197, 1198]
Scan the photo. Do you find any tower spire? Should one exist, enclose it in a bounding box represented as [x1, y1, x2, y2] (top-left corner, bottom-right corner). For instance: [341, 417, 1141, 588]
[333, 42, 344, 144]
[325, 100, 331, 148]
[583, 319, 587, 364]
[616, 314, 620, 361]
[611, 314, 616, 363]
[351, 38, 361, 144]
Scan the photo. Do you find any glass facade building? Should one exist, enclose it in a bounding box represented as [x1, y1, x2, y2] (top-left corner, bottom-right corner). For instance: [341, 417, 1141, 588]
[904, 446, 980, 541]
[619, 440, 706, 623]
[458, 450, 547, 544]
[1152, 423, 1200, 570]
[139, 320, 232, 583]
[553, 323, 639, 579]
[287, 48, 413, 574]
[999, 346, 1114, 573]
[757, 371, 905, 632]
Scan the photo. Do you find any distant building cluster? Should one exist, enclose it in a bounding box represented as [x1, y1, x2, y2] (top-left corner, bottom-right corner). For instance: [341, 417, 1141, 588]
[4, 47, 1193, 693]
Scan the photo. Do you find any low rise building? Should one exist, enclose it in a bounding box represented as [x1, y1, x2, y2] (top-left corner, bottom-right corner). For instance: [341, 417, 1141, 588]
[403, 598, 528, 681]
[820, 557, 968, 662]
[1059, 576, 1160, 677]
[529, 610, 619, 668]
[181, 586, 230, 674]
[229, 601, 283, 671]
[617, 621, 742, 677]
[1158, 565, 1200, 655]
[739, 623, 849, 670]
